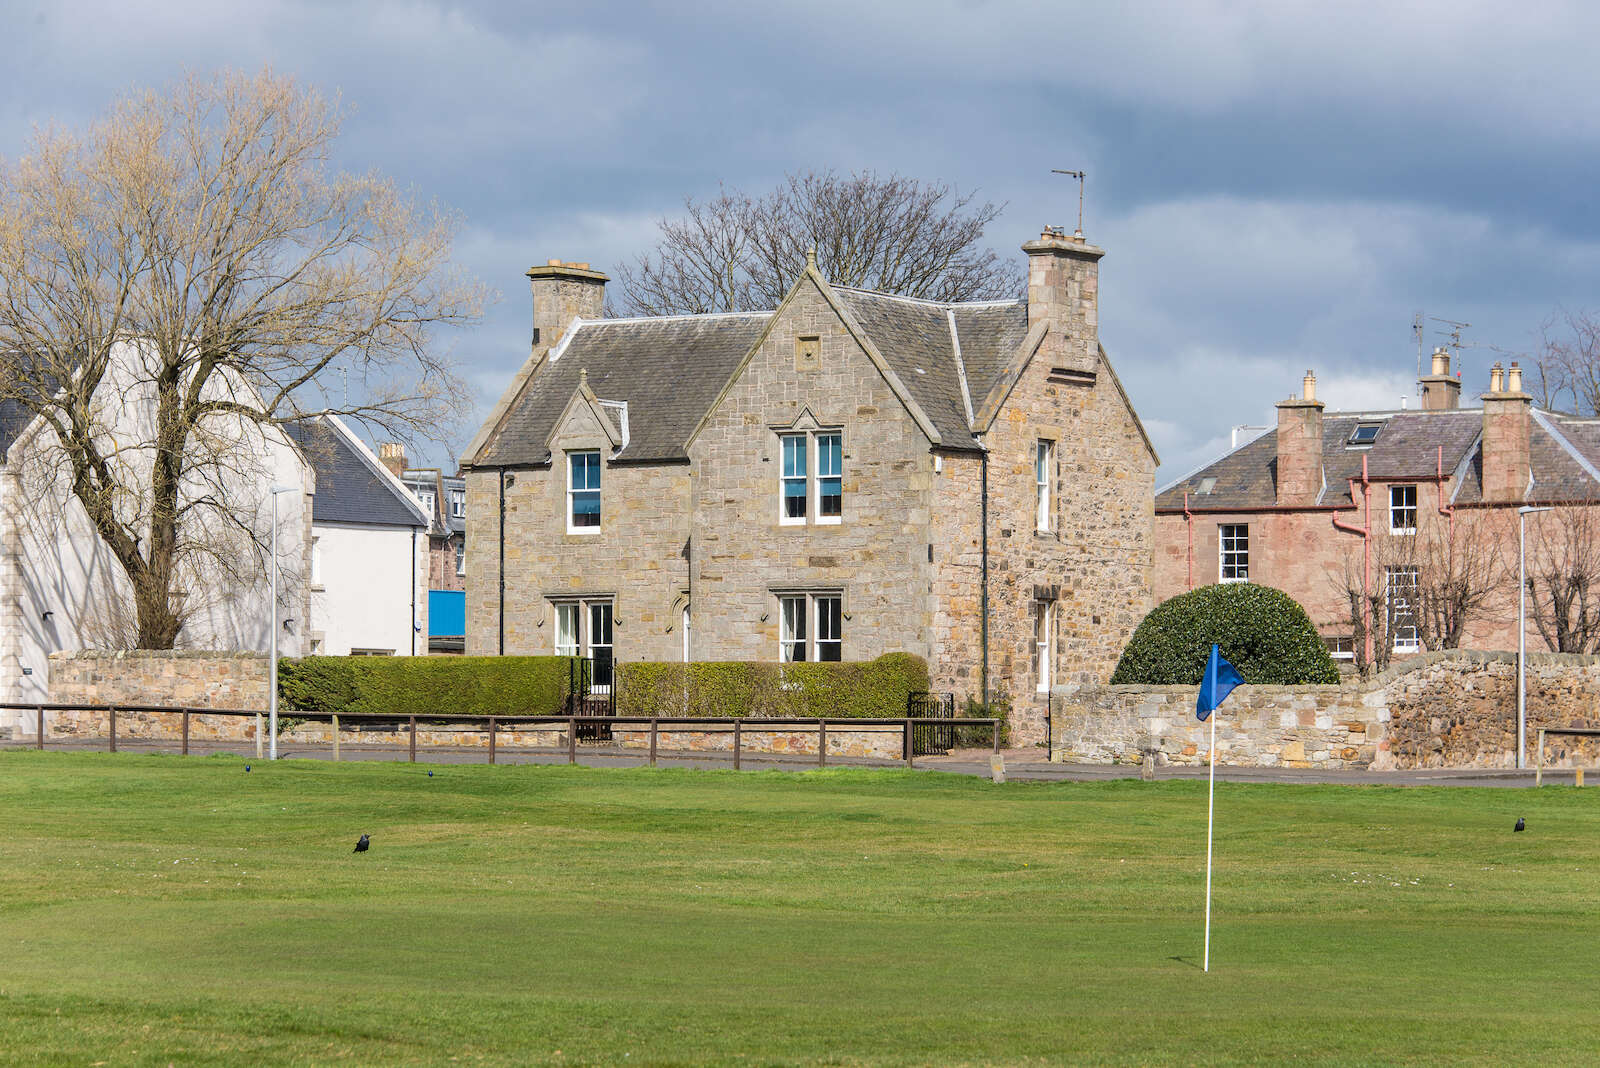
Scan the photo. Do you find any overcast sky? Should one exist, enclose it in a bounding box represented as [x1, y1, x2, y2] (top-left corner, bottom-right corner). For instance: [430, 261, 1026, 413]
[5, 0, 1598, 479]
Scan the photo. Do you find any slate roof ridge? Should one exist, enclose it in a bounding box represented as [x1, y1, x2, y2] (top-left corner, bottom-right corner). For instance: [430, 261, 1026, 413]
[579, 310, 775, 326]
[827, 284, 1022, 311]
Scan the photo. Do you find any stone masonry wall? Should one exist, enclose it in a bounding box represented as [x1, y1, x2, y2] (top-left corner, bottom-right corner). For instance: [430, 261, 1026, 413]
[42, 651, 269, 741]
[688, 277, 936, 666]
[1055, 650, 1600, 770]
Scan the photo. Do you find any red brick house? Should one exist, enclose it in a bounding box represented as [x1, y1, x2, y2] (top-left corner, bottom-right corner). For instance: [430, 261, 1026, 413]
[1155, 351, 1600, 665]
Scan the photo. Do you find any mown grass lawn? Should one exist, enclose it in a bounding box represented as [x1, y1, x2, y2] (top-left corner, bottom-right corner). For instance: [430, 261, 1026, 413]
[0, 751, 1597, 1066]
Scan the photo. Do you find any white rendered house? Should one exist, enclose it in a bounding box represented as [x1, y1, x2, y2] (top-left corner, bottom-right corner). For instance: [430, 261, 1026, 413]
[0, 340, 427, 731]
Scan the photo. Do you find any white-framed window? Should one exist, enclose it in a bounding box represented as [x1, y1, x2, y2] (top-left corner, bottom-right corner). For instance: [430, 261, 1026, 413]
[779, 430, 843, 525]
[567, 450, 601, 533]
[1390, 484, 1418, 534]
[1219, 524, 1249, 582]
[1034, 600, 1053, 692]
[450, 489, 466, 519]
[1325, 635, 1354, 661]
[552, 597, 615, 691]
[454, 537, 465, 577]
[778, 592, 843, 662]
[1036, 440, 1054, 532]
[1386, 566, 1420, 653]
[682, 605, 691, 663]
[310, 536, 322, 588]
[416, 489, 436, 516]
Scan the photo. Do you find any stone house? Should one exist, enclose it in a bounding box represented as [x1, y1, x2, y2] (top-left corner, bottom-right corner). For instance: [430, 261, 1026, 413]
[462, 232, 1157, 742]
[1155, 351, 1600, 663]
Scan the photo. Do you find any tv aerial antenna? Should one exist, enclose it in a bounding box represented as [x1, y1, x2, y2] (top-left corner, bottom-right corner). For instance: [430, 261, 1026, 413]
[1431, 316, 1471, 355]
[1051, 169, 1085, 237]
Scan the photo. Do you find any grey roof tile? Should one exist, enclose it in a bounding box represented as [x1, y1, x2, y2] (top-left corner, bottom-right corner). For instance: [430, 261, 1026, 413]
[0, 397, 31, 458]
[285, 419, 426, 527]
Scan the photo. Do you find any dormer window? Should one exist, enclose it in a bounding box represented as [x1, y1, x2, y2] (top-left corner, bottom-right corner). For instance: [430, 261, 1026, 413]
[1349, 423, 1382, 446]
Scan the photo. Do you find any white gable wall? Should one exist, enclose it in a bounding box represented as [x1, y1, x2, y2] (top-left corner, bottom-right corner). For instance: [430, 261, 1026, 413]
[308, 522, 423, 656]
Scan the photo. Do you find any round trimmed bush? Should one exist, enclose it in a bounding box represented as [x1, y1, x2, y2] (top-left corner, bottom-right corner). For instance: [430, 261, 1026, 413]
[1110, 583, 1339, 686]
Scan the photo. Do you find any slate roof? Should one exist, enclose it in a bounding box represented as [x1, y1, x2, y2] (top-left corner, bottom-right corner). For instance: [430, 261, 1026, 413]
[474, 313, 772, 466]
[284, 418, 427, 528]
[0, 397, 30, 459]
[473, 286, 1033, 466]
[1157, 406, 1600, 511]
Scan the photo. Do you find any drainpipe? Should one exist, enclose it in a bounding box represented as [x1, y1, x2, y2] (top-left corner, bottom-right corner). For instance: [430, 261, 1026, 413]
[1184, 491, 1194, 590]
[411, 528, 418, 656]
[1436, 444, 1455, 536]
[980, 448, 990, 706]
[1330, 454, 1372, 666]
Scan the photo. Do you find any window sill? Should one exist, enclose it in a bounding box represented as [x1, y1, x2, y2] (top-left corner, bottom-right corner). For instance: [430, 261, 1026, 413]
[1390, 528, 1417, 536]
[565, 527, 603, 536]
[310, 584, 326, 593]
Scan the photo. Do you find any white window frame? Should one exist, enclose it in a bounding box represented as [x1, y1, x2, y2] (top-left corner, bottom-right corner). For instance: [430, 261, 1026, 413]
[416, 489, 436, 517]
[1034, 600, 1053, 692]
[778, 592, 843, 662]
[1389, 484, 1418, 535]
[1386, 566, 1421, 653]
[310, 536, 323, 589]
[778, 430, 844, 526]
[454, 537, 465, 577]
[1219, 524, 1249, 583]
[682, 605, 691, 663]
[449, 489, 466, 520]
[567, 450, 602, 534]
[1036, 440, 1054, 532]
[552, 597, 615, 690]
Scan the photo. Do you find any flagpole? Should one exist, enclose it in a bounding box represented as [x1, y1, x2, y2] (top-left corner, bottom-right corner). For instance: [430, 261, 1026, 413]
[1204, 709, 1216, 973]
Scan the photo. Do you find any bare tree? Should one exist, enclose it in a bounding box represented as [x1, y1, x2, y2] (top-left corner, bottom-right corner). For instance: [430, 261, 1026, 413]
[617, 171, 1021, 315]
[1524, 505, 1600, 653]
[0, 69, 486, 649]
[1530, 309, 1600, 414]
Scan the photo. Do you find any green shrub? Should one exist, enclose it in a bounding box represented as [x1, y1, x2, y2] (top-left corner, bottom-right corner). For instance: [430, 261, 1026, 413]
[614, 653, 930, 719]
[1110, 583, 1339, 686]
[278, 656, 577, 716]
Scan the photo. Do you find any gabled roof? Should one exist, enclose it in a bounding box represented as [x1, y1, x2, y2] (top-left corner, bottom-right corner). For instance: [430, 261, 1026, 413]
[469, 273, 1036, 466]
[0, 397, 30, 459]
[472, 313, 771, 465]
[1157, 405, 1600, 511]
[285, 417, 429, 528]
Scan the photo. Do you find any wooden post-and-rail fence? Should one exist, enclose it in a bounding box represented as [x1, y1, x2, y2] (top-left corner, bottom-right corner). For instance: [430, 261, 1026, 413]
[0, 702, 1000, 769]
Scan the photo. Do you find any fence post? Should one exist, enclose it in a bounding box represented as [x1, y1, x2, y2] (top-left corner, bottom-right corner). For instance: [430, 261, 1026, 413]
[109, 706, 117, 754]
[819, 719, 827, 767]
[649, 718, 658, 766]
[992, 719, 1001, 754]
[733, 718, 742, 771]
[182, 710, 190, 756]
[37, 706, 44, 750]
[568, 717, 577, 764]
[905, 717, 913, 768]
[1536, 728, 1544, 788]
[408, 716, 417, 763]
[332, 715, 341, 762]
[255, 714, 264, 759]
[487, 717, 496, 765]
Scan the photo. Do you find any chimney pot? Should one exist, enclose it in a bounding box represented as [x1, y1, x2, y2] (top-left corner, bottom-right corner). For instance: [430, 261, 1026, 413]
[1431, 347, 1449, 376]
[1507, 362, 1523, 393]
[1490, 362, 1504, 392]
[1303, 370, 1317, 403]
[547, 258, 561, 266]
[378, 442, 407, 478]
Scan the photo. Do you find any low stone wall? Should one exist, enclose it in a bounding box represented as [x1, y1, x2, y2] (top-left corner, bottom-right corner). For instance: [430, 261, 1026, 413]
[39, 651, 269, 741]
[1054, 650, 1600, 770]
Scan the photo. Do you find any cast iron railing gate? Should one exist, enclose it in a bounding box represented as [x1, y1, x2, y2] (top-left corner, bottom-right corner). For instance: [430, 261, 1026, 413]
[567, 655, 615, 740]
[907, 691, 957, 755]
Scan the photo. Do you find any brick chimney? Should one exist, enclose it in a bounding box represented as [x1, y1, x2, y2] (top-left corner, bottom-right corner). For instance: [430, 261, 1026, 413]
[378, 443, 407, 478]
[527, 260, 608, 362]
[1275, 369, 1325, 505]
[1481, 360, 1531, 502]
[1419, 346, 1462, 411]
[1022, 228, 1103, 374]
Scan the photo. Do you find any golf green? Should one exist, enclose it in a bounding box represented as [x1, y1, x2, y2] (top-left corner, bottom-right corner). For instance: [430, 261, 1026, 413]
[0, 751, 1595, 1065]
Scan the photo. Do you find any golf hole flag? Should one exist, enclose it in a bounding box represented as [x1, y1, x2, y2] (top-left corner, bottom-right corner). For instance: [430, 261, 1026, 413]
[1196, 644, 1244, 721]
[1197, 642, 1243, 973]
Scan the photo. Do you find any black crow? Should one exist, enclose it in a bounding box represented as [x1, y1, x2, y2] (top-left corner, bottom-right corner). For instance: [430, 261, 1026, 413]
[1514, 817, 1526, 833]
[353, 833, 370, 853]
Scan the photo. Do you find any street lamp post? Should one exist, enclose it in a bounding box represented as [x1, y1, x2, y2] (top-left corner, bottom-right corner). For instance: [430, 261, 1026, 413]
[268, 484, 299, 760]
[1518, 505, 1552, 769]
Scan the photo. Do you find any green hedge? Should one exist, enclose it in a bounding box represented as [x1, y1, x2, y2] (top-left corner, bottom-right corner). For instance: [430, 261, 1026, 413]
[278, 656, 577, 716]
[615, 653, 931, 719]
[1110, 583, 1339, 686]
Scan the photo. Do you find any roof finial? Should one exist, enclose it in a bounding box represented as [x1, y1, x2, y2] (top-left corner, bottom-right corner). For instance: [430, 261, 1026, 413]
[579, 367, 588, 386]
[805, 246, 817, 271]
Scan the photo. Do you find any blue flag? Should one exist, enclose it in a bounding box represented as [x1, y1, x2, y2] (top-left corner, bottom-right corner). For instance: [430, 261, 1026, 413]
[1196, 644, 1244, 721]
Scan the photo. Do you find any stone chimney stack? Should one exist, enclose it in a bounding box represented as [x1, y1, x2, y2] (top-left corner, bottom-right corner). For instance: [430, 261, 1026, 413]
[527, 260, 609, 363]
[1419, 346, 1463, 411]
[1276, 369, 1325, 506]
[378, 443, 407, 478]
[1481, 360, 1532, 502]
[1022, 227, 1103, 374]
